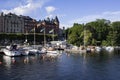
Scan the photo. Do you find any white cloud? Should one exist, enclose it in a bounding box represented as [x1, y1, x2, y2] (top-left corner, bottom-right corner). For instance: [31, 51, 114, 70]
[45, 14, 54, 18]
[45, 6, 56, 14]
[57, 14, 66, 18]
[69, 11, 120, 24]
[60, 24, 72, 28]
[2, 0, 48, 15]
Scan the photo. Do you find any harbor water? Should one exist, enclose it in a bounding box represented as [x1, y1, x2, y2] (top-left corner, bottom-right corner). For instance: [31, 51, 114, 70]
[0, 51, 120, 80]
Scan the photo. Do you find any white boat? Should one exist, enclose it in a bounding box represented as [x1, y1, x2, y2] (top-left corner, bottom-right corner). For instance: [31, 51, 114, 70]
[20, 46, 46, 55]
[21, 49, 29, 56]
[105, 46, 114, 52]
[2, 45, 21, 57]
[86, 47, 91, 53]
[37, 47, 47, 54]
[46, 50, 59, 57]
[29, 48, 39, 55]
[29, 48, 47, 55]
[18, 47, 30, 56]
[95, 46, 102, 52]
[21, 30, 31, 56]
[28, 27, 41, 55]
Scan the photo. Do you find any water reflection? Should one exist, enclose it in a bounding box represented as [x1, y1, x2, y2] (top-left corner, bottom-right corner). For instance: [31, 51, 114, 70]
[3, 56, 13, 69]
[1, 53, 62, 67]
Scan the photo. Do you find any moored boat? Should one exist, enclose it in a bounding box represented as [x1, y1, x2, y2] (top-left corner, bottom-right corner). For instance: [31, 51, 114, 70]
[18, 47, 30, 56]
[95, 46, 102, 52]
[2, 45, 21, 57]
[46, 47, 59, 57]
[46, 50, 59, 57]
[105, 46, 114, 52]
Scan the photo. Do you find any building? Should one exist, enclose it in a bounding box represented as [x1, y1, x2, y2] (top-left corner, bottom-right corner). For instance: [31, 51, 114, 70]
[0, 12, 37, 33]
[0, 12, 24, 33]
[36, 16, 59, 35]
[0, 12, 60, 38]
[22, 16, 37, 33]
[0, 12, 4, 32]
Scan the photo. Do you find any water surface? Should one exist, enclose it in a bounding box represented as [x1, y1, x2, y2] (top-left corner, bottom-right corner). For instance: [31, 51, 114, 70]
[0, 51, 120, 80]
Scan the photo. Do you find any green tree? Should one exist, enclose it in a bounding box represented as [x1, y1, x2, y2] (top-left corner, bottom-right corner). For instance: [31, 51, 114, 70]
[65, 19, 120, 46]
[67, 23, 83, 46]
[111, 21, 120, 46]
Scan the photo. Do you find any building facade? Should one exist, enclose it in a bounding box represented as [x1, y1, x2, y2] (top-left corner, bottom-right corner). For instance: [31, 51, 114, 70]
[0, 12, 37, 33]
[0, 12, 4, 32]
[0, 12, 24, 33]
[37, 16, 59, 35]
[22, 16, 37, 33]
[0, 12, 60, 36]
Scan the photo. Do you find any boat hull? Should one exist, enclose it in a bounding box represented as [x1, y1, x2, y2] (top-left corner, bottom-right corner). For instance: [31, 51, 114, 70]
[3, 49, 21, 57]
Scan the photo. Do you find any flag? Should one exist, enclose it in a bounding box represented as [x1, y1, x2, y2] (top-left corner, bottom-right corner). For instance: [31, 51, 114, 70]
[40, 28, 45, 32]
[49, 29, 54, 33]
[30, 29, 34, 32]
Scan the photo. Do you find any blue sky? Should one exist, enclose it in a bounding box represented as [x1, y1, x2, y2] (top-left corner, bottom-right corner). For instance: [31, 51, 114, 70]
[0, 0, 120, 28]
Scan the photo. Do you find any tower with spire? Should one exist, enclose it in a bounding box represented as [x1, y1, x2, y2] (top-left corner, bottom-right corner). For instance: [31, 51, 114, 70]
[54, 16, 59, 27]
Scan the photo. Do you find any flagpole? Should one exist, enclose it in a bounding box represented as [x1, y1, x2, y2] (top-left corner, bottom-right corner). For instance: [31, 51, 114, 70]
[44, 28, 46, 47]
[53, 29, 54, 41]
[25, 29, 28, 43]
[34, 27, 36, 49]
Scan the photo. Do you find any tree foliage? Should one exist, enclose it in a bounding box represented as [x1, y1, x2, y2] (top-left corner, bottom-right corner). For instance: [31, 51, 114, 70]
[66, 19, 120, 46]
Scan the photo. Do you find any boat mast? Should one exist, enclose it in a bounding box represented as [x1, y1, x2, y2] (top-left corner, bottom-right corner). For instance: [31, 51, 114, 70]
[34, 27, 36, 49]
[44, 28, 46, 47]
[25, 30, 28, 43]
[53, 29, 54, 41]
[83, 24, 87, 54]
[83, 24, 86, 49]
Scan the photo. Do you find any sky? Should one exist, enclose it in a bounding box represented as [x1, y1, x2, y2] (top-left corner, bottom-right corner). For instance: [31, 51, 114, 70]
[0, 0, 120, 28]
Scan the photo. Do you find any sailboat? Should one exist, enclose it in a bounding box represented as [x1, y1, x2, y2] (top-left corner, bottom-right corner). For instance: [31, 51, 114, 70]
[80, 26, 91, 53]
[28, 27, 41, 55]
[83, 28, 101, 53]
[80, 27, 87, 53]
[46, 29, 59, 56]
[19, 30, 30, 56]
[30, 27, 47, 54]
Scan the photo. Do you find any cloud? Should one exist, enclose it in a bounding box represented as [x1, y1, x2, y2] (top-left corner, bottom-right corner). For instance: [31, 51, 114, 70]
[45, 14, 54, 18]
[45, 6, 56, 14]
[60, 24, 72, 28]
[2, 0, 48, 15]
[69, 11, 120, 24]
